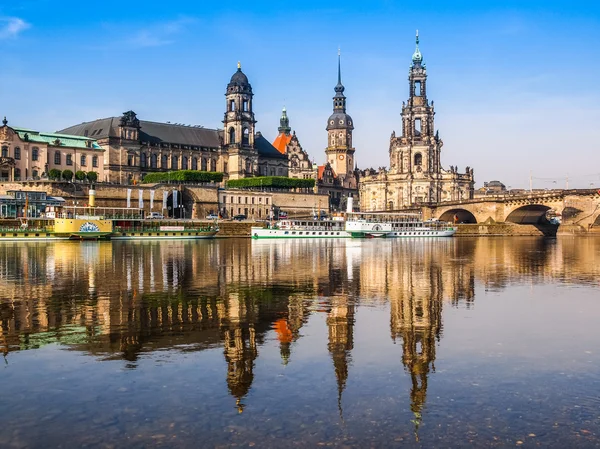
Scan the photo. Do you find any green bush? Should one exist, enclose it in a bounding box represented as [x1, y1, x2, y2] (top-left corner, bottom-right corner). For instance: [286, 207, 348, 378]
[75, 170, 87, 181]
[86, 171, 98, 182]
[48, 169, 62, 180]
[226, 176, 315, 189]
[142, 170, 224, 184]
[62, 169, 73, 181]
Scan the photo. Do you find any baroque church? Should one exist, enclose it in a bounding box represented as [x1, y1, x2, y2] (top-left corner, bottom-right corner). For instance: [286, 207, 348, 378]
[360, 33, 474, 211]
[59, 63, 288, 184]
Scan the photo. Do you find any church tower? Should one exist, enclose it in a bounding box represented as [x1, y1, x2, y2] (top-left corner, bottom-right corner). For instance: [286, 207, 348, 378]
[325, 51, 355, 177]
[223, 62, 258, 179]
[395, 31, 442, 178]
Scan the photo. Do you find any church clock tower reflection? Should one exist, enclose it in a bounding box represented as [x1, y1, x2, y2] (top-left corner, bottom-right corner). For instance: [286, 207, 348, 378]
[327, 296, 355, 417]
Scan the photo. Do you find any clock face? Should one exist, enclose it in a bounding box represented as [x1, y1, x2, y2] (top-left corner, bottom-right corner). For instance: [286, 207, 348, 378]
[339, 155, 345, 160]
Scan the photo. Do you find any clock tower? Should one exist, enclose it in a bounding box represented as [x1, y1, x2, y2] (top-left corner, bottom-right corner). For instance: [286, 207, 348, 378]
[325, 51, 355, 177]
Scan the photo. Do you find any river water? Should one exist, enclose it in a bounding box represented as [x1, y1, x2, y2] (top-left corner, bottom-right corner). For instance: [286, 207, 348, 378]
[1, 237, 599, 448]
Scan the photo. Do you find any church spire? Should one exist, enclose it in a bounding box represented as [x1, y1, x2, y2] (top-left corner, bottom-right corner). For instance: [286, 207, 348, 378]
[332, 49, 346, 113]
[337, 48, 342, 87]
[278, 106, 291, 135]
[412, 30, 423, 66]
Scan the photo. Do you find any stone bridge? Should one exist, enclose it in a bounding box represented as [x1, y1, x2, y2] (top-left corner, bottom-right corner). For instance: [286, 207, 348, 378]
[419, 189, 600, 230]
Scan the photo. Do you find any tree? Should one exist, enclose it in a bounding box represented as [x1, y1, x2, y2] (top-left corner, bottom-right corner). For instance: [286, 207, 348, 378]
[86, 171, 98, 183]
[75, 170, 87, 181]
[62, 169, 73, 181]
[48, 169, 62, 180]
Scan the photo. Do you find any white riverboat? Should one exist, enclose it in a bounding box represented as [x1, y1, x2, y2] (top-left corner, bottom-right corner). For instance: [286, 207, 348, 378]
[251, 218, 351, 239]
[345, 212, 456, 238]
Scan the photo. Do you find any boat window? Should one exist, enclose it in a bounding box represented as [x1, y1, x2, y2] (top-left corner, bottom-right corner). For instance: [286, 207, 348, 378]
[284, 231, 289, 235]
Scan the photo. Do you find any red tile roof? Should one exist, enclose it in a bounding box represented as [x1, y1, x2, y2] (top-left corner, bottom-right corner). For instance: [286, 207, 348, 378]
[272, 132, 292, 154]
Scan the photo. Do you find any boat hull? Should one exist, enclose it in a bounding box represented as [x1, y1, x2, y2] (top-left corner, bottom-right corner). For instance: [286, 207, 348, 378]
[111, 230, 218, 240]
[252, 227, 351, 239]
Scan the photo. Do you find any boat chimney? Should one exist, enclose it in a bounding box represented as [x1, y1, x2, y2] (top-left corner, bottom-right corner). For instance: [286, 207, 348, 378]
[89, 185, 96, 208]
[346, 196, 353, 214]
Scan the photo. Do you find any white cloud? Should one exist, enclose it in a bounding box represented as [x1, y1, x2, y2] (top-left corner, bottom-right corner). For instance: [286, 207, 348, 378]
[128, 17, 195, 48]
[0, 17, 30, 40]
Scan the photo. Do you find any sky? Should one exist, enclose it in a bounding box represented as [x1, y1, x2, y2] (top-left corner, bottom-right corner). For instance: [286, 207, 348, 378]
[1, 0, 600, 189]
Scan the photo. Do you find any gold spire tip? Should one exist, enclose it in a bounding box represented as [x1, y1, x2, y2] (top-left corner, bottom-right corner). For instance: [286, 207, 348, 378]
[237, 61, 241, 69]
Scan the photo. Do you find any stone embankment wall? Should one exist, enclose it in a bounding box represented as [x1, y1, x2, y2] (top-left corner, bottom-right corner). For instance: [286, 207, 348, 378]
[215, 221, 254, 237]
[270, 191, 330, 216]
[455, 223, 558, 237]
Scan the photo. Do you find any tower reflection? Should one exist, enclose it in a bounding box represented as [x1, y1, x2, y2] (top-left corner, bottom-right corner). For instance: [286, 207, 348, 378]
[1, 237, 599, 417]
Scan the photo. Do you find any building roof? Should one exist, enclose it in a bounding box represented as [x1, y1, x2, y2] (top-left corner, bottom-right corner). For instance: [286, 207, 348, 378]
[255, 133, 287, 159]
[58, 118, 222, 149]
[11, 127, 103, 150]
[317, 164, 337, 180]
[272, 132, 292, 154]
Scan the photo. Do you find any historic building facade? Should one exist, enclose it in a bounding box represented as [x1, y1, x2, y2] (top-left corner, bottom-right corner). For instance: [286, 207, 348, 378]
[0, 117, 105, 182]
[359, 33, 474, 211]
[272, 107, 315, 180]
[59, 63, 287, 184]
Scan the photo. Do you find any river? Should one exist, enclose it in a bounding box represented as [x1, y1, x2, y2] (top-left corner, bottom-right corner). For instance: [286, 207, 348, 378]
[1, 237, 599, 448]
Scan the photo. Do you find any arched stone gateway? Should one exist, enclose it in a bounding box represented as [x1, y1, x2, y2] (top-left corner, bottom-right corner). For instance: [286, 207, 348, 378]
[505, 205, 551, 224]
[438, 208, 477, 224]
[166, 189, 197, 219]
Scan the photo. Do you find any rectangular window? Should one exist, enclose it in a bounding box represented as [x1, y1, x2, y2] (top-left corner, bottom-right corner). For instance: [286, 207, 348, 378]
[14, 147, 21, 160]
[222, 196, 227, 203]
[66, 154, 73, 166]
[54, 152, 61, 165]
[266, 198, 269, 205]
[92, 156, 98, 167]
[81, 155, 87, 166]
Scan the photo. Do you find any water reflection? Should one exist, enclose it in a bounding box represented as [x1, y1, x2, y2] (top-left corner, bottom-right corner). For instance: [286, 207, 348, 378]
[1, 237, 600, 446]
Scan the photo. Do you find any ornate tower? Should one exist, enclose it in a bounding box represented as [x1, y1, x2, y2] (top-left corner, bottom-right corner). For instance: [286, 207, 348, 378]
[325, 51, 355, 177]
[278, 106, 291, 136]
[223, 62, 258, 179]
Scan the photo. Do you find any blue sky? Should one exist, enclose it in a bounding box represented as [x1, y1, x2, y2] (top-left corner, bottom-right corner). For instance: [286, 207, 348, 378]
[1, 0, 600, 189]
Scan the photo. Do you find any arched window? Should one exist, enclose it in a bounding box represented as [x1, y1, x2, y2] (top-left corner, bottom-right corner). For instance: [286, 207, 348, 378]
[211, 159, 216, 172]
[33, 169, 39, 179]
[161, 155, 168, 168]
[32, 147, 39, 161]
[140, 153, 147, 168]
[242, 128, 249, 145]
[201, 158, 207, 171]
[14, 147, 20, 160]
[1, 146, 8, 157]
[151, 154, 157, 168]
[192, 157, 198, 170]
[229, 100, 235, 112]
[81, 154, 87, 166]
[92, 156, 98, 168]
[229, 127, 235, 144]
[182, 156, 188, 170]
[245, 160, 251, 173]
[14, 168, 21, 180]
[54, 151, 61, 165]
[414, 81, 421, 96]
[171, 155, 178, 169]
[414, 153, 422, 166]
[243, 100, 249, 112]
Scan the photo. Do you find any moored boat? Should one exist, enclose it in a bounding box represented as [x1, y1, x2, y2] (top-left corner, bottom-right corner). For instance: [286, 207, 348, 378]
[251, 218, 350, 239]
[345, 212, 456, 238]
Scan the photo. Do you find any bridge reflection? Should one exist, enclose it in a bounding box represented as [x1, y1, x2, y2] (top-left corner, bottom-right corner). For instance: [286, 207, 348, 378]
[1, 238, 599, 422]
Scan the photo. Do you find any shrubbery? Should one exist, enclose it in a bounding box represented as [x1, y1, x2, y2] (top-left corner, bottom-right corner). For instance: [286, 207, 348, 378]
[48, 169, 62, 180]
[61, 169, 73, 181]
[226, 176, 315, 189]
[142, 170, 224, 184]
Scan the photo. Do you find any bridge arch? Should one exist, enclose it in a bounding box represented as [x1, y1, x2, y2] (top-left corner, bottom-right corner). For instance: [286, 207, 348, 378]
[438, 208, 477, 224]
[505, 204, 551, 224]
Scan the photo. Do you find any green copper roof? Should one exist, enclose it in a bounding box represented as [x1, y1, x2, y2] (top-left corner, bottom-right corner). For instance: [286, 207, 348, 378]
[412, 30, 423, 65]
[11, 127, 103, 151]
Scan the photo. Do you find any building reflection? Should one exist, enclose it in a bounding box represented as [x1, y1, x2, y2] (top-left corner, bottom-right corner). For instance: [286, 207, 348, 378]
[1, 237, 599, 413]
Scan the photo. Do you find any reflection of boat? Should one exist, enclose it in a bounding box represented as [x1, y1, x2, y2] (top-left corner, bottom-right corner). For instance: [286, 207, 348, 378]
[251, 218, 351, 239]
[345, 212, 456, 238]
